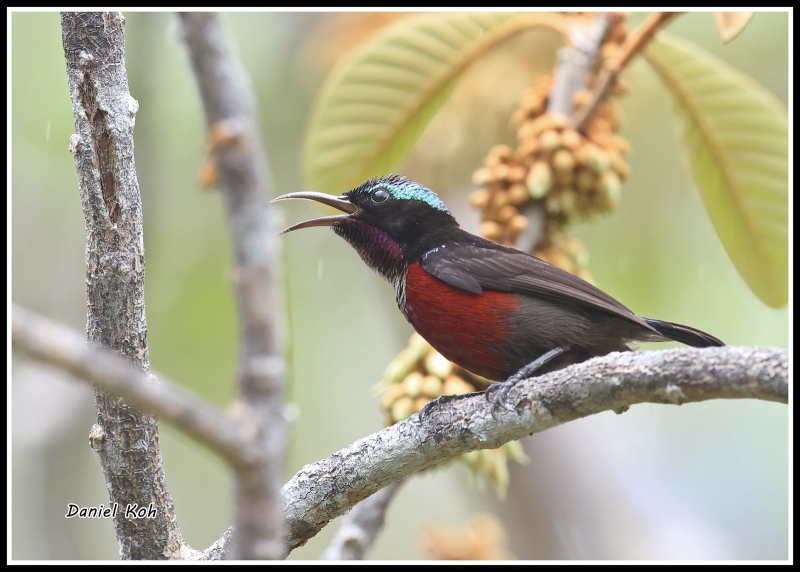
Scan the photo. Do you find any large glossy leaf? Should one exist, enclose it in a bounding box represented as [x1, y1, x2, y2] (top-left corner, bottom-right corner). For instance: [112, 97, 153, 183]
[644, 32, 788, 308]
[303, 12, 571, 194]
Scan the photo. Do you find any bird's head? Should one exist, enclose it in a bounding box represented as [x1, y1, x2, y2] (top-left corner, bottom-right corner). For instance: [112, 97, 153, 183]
[273, 175, 459, 264]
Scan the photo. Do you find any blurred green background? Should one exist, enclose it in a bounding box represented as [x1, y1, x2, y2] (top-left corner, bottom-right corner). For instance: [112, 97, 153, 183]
[11, 11, 788, 560]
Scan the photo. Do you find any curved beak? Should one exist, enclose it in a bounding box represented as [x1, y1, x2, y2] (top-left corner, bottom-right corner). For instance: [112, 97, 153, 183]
[271, 192, 358, 235]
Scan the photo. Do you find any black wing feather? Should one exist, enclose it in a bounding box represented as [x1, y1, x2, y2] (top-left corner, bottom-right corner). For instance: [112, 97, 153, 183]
[419, 237, 659, 334]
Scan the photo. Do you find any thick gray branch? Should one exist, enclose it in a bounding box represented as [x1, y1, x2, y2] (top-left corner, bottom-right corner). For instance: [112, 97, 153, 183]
[61, 11, 181, 559]
[178, 12, 285, 560]
[12, 303, 234, 559]
[281, 346, 787, 552]
[12, 304, 263, 470]
[12, 306, 786, 555]
[321, 481, 404, 560]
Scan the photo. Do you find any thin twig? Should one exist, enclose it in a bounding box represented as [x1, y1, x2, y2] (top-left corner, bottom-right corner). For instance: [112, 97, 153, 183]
[321, 481, 404, 560]
[178, 12, 286, 560]
[281, 345, 787, 552]
[571, 12, 679, 131]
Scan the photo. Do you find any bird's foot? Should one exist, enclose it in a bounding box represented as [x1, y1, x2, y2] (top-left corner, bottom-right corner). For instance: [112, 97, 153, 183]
[486, 347, 567, 420]
[485, 380, 519, 420]
[418, 391, 484, 421]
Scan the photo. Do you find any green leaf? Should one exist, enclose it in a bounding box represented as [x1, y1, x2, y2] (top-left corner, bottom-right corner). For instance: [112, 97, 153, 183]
[303, 12, 571, 194]
[644, 32, 788, 308]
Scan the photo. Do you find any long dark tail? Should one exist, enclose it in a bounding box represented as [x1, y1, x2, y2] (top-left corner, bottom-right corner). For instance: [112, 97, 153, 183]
[644, 318, 725, 348]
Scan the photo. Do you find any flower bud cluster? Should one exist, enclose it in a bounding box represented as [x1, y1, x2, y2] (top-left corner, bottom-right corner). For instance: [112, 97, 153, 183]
[471, 16, 630, 242]
[378, 334, 489, 425]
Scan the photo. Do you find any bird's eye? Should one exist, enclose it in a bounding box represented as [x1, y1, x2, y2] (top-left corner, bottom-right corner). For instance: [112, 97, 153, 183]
[372, 189, 390, 204]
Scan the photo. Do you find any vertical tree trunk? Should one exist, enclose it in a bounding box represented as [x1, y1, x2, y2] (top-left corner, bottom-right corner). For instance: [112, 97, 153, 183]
[61, 11, 182, 559]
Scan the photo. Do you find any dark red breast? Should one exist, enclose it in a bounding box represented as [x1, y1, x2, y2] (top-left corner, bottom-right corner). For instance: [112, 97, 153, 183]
[402, 262, 519, 380]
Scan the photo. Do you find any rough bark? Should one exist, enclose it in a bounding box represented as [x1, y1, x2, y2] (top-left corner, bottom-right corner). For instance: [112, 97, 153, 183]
[61, 11, 181, 559]
[281, 345, 787, 551]
[12, 305, 786, 555]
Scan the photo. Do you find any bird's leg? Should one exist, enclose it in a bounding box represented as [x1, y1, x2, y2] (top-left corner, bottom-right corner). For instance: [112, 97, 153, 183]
[487, 347, 567, 419]
[418, 391, 485, 421]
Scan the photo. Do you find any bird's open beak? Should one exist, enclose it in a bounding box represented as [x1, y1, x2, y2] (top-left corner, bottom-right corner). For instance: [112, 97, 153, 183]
[271, 192, 358, 235]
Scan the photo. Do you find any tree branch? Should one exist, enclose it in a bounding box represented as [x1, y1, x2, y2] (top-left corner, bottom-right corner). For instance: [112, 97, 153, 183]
[571, 12, 679, 131]
[177, 12, 286, 560]
[321, 481, 404, 560]
[13, 303, 236, 559]
[184, 527, 235, 561]
[281, 345, 787, 551]
[12, 302, 786, 555]
[11, 304, 262, 470]
[516, 13, 610, 255]
[548, 13, 611, 118]
[61, 11, 182, 559]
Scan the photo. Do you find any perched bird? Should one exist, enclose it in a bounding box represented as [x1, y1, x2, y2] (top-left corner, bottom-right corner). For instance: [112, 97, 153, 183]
[274, 175, 723, 415]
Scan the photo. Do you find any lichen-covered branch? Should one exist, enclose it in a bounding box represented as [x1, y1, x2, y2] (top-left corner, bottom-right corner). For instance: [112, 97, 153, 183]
[282, 345, 787, 552]
[61, 11, 182, 559]
[12, 302, 236, 559]
[178, 12, 285, 560]
[12, 300, 786, 556]
[321, 481, 404, 560]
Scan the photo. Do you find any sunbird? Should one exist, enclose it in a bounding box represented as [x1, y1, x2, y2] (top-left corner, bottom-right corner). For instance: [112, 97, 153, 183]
[274, 175, 723, 414]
